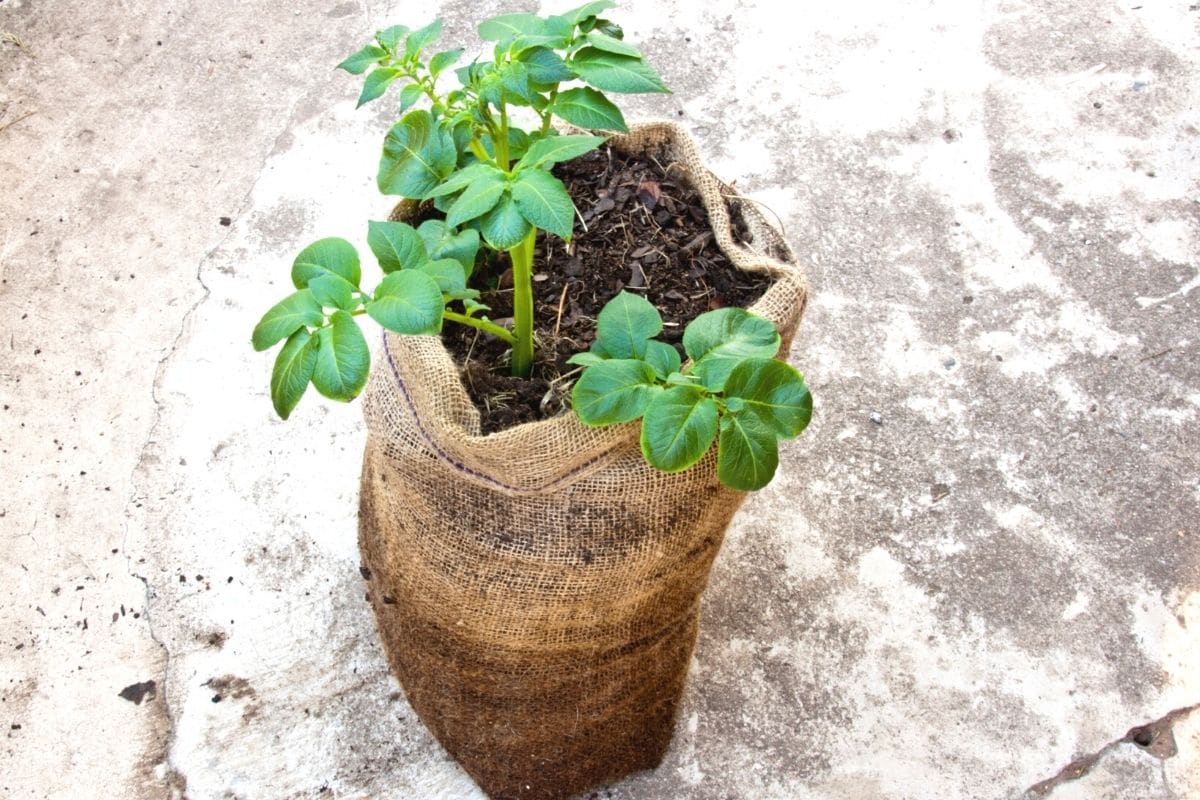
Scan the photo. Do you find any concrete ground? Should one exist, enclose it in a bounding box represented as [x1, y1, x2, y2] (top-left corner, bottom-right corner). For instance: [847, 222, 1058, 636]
[2, 1, 1197, 798]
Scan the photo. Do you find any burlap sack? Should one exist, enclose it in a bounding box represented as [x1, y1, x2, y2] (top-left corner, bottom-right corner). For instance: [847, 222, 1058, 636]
[358, 122, 808, 800]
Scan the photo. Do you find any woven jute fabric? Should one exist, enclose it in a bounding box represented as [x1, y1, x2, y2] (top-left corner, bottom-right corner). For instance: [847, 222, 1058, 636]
[358, 122, 808, 800]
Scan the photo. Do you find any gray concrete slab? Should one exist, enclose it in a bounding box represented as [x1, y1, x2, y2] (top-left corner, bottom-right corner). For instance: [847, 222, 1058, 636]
[2, 1, 1197, 799]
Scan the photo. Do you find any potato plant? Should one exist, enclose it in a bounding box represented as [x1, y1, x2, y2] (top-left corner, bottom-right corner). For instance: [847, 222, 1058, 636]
[252, 3, 813, 489]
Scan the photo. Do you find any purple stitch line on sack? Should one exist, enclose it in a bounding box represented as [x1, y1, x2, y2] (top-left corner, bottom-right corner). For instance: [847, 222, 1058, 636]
[380, 332, 617, 494]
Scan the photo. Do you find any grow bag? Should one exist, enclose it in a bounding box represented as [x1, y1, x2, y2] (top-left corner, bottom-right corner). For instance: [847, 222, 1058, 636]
[358, 122, 808, 800]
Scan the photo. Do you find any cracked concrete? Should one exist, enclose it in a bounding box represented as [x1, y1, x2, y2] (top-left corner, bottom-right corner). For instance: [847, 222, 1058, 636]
[2, 1, 1198, 799]
[1025, 703, 1199, 797]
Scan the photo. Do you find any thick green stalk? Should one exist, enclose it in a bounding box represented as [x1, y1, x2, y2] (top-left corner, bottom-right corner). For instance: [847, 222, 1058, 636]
[444, 310, 515, 344]
[539, 89, 557, 136]
[467, 138, 492, 163]
[508, 227, 537, 377]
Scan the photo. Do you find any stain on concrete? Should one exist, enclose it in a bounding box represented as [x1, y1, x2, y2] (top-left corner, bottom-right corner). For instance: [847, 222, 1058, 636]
[984, 1, 1188, 95]
[249, 199, 314, 250]
[118, 680, 159, 705]
[326, 1, 358, 18]
[203, 675, 254, 704]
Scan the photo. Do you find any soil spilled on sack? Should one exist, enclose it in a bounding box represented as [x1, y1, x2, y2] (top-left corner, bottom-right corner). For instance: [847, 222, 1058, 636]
[440, 144, 775, 434]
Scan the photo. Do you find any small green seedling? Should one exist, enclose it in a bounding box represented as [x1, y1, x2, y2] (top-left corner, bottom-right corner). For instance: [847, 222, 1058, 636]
[253, 3, 813, 489]
[569, 292, 811, 490]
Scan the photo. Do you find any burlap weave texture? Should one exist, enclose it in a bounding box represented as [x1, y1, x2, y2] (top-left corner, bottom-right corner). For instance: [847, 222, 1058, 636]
[358, 122, 808, 800]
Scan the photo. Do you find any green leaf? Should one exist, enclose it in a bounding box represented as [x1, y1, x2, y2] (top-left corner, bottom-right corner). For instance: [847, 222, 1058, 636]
[415, 258, 468, 294]
[376, 25, 409, 52]
[559, 1, 617, 25]
[518, 46, 576, 84]
[367, 220, 428, 273]
[585, 30, 641, 58]
[542, 14, 576, 39]
[428, 48, 463, 78]
[509, 34, 569, 55]
[508, 130, 532, 163]
[723, 358, 813, 438]
[424, 162, 505, 198]
[398, 82, 423, 113]
[666, 372, 698, 387]
[547, 87, 627, 132]
[270, 329, 318, 419]
[495, 61, 535, 104]
[480, 192, 533, 250]
[511, 170, 575, 240]
[572, 359, 659, 425]
[485, 126, 531, 161]
[445, 169, 508, 228]
[337, 44, 387, 75]
[595, 290, 662, 359]
[683, 308, 781, 392]
[252, 290, 324, 352]
[570, 47, 670, 94]
[717, 413, 779, 490]
[292, 238, 361, 289]
[366, 270, 444, 335]
[596, 21, 624, 38]
[312, 311, 370, 401]
[478, 13, 545, 41]
[462, 298, 491, 316]
[477, 70, 506, 107]
[308, 273, 358, 311]
[639, 385, 719, 473]
[515, 134, 606, 171]
[567, 351, 607, 368]
[418, 220, 480, 276]
[448, 113, 474, 154]
[455, 60, 491, 87]
[404, 19, 442, 59]
[378, 110, 457, 198]
[645, 340, 681, 379]
[358, 67, 402, 108]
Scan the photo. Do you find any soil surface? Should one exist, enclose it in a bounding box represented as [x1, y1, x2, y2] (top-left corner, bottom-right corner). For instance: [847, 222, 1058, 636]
[440, 145, 774, 434]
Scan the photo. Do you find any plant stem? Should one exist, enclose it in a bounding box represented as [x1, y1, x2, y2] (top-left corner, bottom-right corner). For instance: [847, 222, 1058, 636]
[417, 76, 443, 112]
[468, 138, 492, 163]
[443, 310, 515, 344]
[539, 89, 557, 136]
[508, 227, 537, 377]
[496, 101, 510, 170]
[394, 60, 443, 114]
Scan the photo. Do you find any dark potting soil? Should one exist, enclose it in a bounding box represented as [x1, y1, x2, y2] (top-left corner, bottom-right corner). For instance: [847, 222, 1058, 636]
[440, 144, 775, 434]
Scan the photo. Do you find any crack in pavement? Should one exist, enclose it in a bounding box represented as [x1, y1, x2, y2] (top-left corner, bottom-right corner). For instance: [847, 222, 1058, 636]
[1024, 702, 1200, 798]
[118, 82, 319, 796]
